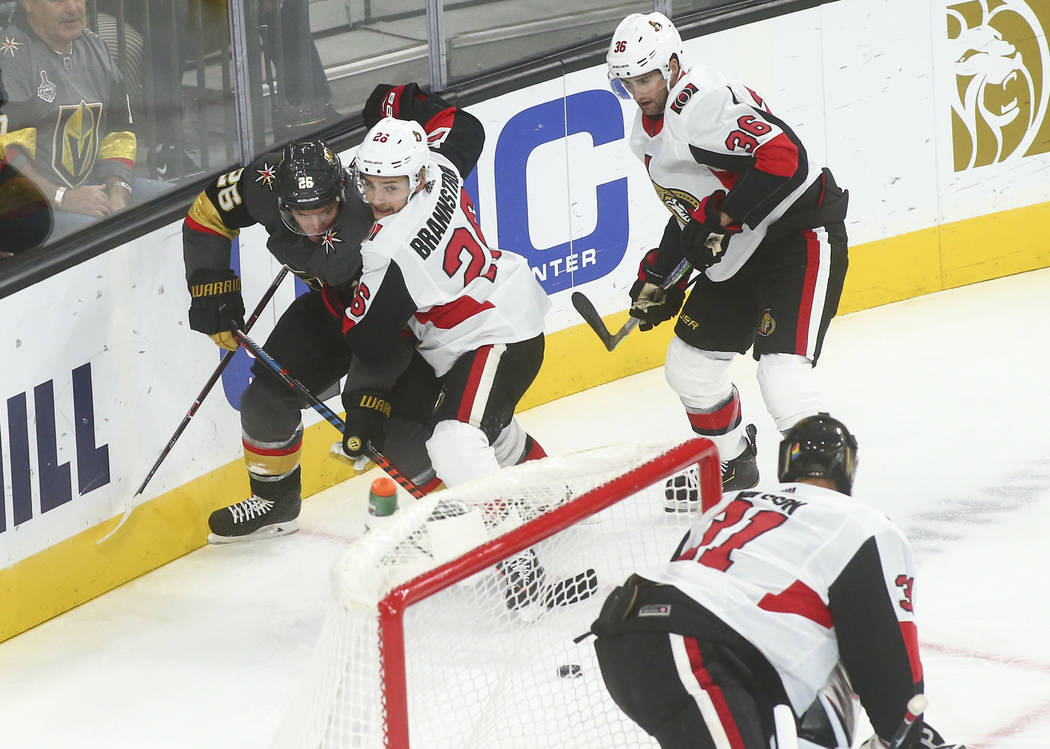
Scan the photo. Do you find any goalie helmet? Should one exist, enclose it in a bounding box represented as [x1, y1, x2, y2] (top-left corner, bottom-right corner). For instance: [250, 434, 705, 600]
[275, 140, 348, 235]
[777, 413, 858, 495]
[353, 117, 432, 202]
[606, 12, 685, 99]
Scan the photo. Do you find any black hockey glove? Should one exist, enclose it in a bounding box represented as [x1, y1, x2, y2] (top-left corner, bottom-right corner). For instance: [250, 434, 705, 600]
[362, 82, 428, 129]
[681, 190, 740, 270]
[628, 249, 687, 331]
[187, 268, 245, 351]
[341, 388, 391, 459]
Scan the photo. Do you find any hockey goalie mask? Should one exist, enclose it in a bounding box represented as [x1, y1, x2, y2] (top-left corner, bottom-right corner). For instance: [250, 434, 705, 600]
[606, 12, 684, 100]
[276, 140, 349, 237]
[353, 118, 433, 210]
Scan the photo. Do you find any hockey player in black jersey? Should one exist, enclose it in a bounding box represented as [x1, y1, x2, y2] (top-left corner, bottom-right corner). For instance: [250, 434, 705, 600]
[592, 415, 966, 749]
[183, 136, 445, 543]
[605, 13, 850, 510]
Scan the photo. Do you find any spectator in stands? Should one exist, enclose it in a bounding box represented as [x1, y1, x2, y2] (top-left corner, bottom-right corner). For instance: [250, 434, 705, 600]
[0, 0, 167, 241]
[0, 66, 51, 255]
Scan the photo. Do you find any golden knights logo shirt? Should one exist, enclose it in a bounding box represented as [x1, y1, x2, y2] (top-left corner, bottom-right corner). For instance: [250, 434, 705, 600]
[0, 22, 135, 188]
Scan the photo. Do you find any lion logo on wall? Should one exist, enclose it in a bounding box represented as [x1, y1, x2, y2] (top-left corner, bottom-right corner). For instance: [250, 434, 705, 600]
[947, 0, 1050, 170]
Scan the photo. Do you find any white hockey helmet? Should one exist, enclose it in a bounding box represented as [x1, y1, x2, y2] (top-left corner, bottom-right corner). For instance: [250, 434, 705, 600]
[606, 12, 684, 99]
[353, 117, 432, 201]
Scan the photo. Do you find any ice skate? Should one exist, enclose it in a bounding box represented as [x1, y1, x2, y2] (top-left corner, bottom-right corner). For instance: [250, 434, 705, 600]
[207, 493, 301, 543]
[664, 424, 759, 512]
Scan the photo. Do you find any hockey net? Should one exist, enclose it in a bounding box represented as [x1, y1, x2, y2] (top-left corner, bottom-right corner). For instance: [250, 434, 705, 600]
[278, 437, 721, 749]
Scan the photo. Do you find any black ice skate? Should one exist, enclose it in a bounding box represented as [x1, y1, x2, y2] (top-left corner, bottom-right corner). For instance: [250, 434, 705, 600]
[207, 493, 301, 543]
[664, 424, 759, 512]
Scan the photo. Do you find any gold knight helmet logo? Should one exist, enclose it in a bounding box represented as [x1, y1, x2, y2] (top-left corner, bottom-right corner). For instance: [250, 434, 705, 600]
[948, 0, 1050, 169]
[54, 100, 102, 186]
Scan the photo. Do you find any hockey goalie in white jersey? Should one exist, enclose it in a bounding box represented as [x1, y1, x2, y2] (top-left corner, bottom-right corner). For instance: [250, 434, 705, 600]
[591, 415, 966, 749]
[337, 84, 550, 488]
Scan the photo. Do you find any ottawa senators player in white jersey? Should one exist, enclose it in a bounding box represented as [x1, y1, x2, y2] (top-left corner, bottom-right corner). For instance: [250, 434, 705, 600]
[592, 415, 966, 749]
[606, 13, 850, 508]
[338, 87, 550, 487]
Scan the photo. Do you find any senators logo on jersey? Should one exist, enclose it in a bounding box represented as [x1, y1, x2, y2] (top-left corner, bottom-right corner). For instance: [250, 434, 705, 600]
[53, 99, 103, 187]
[652, 181, 701, 225]
[758, 308, 776, 336]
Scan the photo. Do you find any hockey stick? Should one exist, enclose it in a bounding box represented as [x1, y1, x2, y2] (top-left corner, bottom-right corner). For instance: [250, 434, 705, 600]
[889, 694, 928, 749]
[96, 265, 291, 544]
[571, 257, 693, 351]
[233, 330, 427, 499]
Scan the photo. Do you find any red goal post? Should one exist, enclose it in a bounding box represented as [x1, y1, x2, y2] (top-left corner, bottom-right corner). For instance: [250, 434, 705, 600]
[278, 437, 721, 749]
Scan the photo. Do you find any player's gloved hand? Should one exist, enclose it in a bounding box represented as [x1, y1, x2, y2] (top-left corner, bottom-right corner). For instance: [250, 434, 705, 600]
[629, 249, 686, 331]
[362, 82, 427, 128]
[681, 190, 740, 269]
[341, 388, 391, 458]
[187, 267, 245, 351]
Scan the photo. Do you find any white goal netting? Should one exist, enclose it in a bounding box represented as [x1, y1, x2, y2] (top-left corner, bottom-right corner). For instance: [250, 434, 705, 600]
[276, 438, 720, 749]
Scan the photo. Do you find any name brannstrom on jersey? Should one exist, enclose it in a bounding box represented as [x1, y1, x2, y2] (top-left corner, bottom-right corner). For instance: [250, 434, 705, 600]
[409, 164, 460, 260]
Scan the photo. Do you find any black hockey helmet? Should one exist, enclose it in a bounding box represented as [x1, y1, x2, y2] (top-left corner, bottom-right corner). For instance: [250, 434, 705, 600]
[276, 140, 348, 234]
[777, 413, 858, 495]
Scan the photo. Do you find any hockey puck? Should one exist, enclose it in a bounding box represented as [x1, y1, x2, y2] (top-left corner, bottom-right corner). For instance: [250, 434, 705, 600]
[557, 664, 582, 678]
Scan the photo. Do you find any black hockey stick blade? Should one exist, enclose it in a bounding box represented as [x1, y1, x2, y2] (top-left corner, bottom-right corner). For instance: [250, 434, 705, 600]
[571, 292, 638, 352]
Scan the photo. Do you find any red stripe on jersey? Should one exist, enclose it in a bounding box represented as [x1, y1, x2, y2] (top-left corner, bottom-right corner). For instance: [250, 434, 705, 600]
[414, 295, 494, 329]
[754, 132, 799, 177]
[184, 215, 229, 238]
[642, 114, 664, 137]
[460, 191, 489, 246]
[684, 637, 748, 748]
[757, 580, 833, 628]
[686, 393, 741, 436]
[794, 230, 821, 354]
[456, 346, 492, 423]
[243, 436, 303, 457]
[899, 621, 923, 683]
